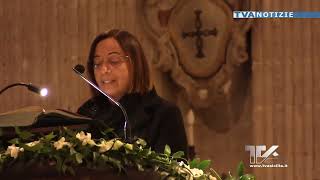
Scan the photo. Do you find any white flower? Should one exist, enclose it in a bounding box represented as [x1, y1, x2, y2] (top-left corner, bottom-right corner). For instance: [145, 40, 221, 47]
[124, 143, 133, 151]
[26, 140, 40, 147]
[53, 137, 72, 150]
[209, 175, 217, 180]
[176, 162, 204, 178]
[159, 171, 170, 177]
[5, 144, 24, 159]
[176, 166, 189, 174]
[97, 140, 114, 153]
[176, 162, 190, 174]
[190, 168, 203, 178]
[112, 140, 124, 150]
[179, 161, 185, 166]
[97, 139, 125, 153]
[76, 131, 96, 146]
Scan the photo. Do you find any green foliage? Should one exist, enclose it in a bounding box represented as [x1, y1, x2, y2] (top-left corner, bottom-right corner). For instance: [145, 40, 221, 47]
[164, 145, 171, 156]
[225, 161, 255, 180]
[237, 161, 244, 177]
[189, 158, 200, 169]
[172, 151, 184, 159]
[43, 132, 56, 142]
[198, 160, 211, 170]
[14, 127, 34, 140]
[189, 158, 211, 170]
[0, 128, 255, 179]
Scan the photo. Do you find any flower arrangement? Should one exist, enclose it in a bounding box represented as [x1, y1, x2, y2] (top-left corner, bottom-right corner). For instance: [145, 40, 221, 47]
[0, 127, 255, 180]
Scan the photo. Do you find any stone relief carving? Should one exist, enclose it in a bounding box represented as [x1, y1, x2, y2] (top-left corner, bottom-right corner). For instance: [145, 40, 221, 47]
[139, 0, 253, 118]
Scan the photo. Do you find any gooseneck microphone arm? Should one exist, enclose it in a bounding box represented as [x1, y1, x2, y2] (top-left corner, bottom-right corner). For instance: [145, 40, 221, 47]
[0, 83, 45, 96]
[72, 65, 131, 141]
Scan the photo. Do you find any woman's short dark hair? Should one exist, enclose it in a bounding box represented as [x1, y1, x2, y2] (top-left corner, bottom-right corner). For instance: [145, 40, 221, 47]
[87, 29, 151, 96]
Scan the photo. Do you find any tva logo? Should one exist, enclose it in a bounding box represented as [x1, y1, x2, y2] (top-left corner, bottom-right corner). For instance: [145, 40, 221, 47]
[245, 145, 279, 164]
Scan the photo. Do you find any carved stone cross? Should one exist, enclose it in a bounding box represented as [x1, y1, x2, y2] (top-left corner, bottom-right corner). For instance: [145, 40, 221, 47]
[182, 9, 218, 58]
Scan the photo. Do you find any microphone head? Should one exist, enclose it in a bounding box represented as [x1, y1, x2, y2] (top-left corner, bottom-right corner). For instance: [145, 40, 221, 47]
[74, 64, 85, 74]
[27, 83, 48, 97]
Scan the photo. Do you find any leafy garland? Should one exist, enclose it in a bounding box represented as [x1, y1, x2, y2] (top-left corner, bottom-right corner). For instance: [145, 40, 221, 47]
[0, 127, 255, 180]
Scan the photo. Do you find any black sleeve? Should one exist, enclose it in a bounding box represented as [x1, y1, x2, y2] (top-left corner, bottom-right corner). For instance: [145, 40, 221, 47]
[77, 99, 98, 118]
[153, 104, 189, 158]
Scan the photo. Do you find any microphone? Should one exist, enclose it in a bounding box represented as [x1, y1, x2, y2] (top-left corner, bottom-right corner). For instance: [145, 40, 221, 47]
[74, 64, 85, 74]
[73, 64, 131, 141]
[0, 83, 48, 96]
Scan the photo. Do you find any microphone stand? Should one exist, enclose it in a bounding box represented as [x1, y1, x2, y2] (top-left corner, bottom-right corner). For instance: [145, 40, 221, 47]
[0, 83, 45, 95]
[72, 67, 131, 141]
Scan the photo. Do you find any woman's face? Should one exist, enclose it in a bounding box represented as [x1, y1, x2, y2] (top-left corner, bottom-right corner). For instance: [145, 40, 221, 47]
[93, 38, 131, 101]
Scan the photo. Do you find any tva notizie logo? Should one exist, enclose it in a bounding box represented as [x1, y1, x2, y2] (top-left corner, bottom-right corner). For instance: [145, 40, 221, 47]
[245, 145, 288, 168]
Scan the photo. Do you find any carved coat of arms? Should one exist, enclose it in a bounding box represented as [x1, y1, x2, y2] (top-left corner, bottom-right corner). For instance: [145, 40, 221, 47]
[139, 0, 253, 111]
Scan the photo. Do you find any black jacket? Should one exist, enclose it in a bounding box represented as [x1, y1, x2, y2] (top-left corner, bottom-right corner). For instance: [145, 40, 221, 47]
[77, 89, 188, 155]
